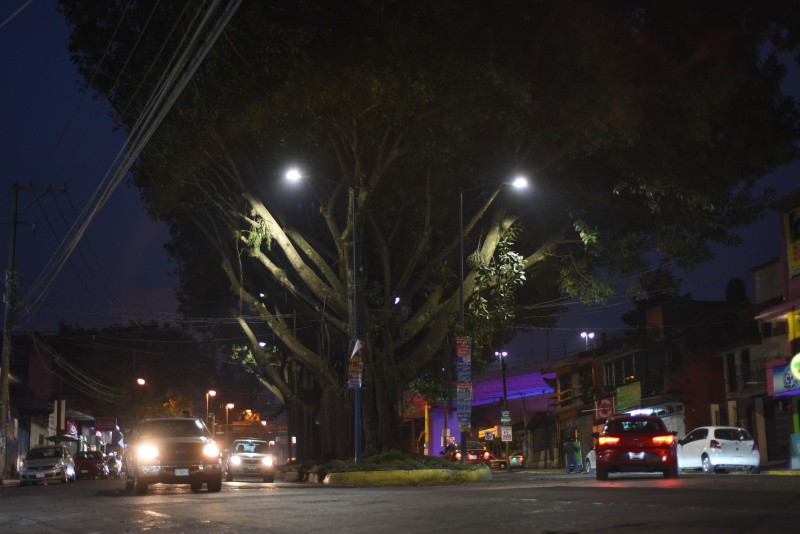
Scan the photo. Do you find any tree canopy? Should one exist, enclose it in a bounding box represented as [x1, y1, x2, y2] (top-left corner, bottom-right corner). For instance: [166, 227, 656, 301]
[59, 0, 800, 459]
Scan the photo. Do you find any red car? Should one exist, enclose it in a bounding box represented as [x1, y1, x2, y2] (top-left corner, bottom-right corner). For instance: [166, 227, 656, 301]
[592, 414, 678, 480]
[445, 441, 490, 465]
[74, 451, 110, 480]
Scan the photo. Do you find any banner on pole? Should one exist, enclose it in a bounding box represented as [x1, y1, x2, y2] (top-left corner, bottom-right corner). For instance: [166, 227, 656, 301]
[348, 339, 365, 389]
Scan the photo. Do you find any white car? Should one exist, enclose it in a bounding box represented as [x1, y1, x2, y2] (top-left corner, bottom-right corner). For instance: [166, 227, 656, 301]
[225, 438, 275, 482]
[677, 426, 760, 474]
[584, 447, 596, 473]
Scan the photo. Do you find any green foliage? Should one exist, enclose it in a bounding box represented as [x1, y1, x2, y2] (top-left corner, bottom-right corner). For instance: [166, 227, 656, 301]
[468, 226, 527, 356]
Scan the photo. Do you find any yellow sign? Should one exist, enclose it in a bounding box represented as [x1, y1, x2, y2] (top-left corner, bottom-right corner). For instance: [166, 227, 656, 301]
[786, 206, 800, 278]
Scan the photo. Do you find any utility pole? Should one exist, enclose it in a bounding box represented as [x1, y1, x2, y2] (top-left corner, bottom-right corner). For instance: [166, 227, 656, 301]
[0, 184, 20, 483]
[1, 183, 66, 482]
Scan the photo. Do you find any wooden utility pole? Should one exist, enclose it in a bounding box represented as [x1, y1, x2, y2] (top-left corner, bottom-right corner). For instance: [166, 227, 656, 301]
[1, 183, 66, 482]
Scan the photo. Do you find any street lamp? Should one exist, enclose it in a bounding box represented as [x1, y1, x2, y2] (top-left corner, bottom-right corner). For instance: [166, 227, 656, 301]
[494, 351, 510, 466]
[580, 331, 595, 351]
[286, 167, 363, 463]
[225, 402, 235, 443]
[134, 378, 146, 422]
[458, 176, 528, 461]
[206, 389, 216, 423]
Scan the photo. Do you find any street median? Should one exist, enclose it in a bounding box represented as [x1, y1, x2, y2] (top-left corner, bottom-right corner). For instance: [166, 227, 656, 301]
[323, 467, 492, 487]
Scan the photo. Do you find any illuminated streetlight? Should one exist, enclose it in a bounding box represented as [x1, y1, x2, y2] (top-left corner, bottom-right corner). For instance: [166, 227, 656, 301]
[136, 378, 146, 386]
[285, 167, 363, 463]
[458, 176, 528, 461]
[580, 331, 595, 351]
[226, 403, 235, 443]
[206, 389, 216, 423]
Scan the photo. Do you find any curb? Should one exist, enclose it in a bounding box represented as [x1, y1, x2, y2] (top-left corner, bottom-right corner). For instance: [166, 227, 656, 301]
[323, 467, 492, 487]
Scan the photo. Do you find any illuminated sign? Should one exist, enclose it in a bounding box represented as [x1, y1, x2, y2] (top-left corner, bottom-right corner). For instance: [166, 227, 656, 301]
[791, 353, 800, 382]
[768, 362, 800, 397]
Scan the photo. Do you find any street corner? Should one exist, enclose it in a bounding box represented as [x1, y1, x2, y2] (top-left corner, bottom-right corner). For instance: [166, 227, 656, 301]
[323, 467, 493, 487]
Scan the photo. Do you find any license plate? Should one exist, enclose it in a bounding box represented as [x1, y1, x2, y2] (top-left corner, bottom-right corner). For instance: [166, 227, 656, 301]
[81, 469, 88, 473]
[244, 466, 259, 471]
[175, 468, 189, 476]
[468, 454, 477, 460]
[629, 452, 645, 460]
[36, 473, 44, 479]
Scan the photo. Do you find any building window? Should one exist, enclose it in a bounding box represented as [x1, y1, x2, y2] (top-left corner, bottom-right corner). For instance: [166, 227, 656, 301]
[740, 349, 751, 386]
[726, 353, 737, 392]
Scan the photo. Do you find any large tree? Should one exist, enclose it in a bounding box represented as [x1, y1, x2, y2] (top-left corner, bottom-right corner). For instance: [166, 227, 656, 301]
[59, 0, 800, 459]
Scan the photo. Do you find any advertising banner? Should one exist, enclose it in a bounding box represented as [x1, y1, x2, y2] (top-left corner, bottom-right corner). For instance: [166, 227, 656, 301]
[615, 382, 641, 412]
[768, 362, 800, 397]
[347, 339, 365, 389]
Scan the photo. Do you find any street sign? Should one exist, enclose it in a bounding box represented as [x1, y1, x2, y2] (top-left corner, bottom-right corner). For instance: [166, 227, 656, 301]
[500, 410, 511, 425]
[484, 431, 494, 441]
[501, 426, 512, 442]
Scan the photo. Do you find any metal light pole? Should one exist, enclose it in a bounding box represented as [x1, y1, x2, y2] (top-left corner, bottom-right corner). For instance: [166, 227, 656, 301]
[581, 331, 595, 351]
[206, 389, 216, 423]
[457, 176, 528, 463]
[225, 403, 234, 444]
[495, 351, 510, 467]
[350, 187, 362, 464]
[286, 169, 362, 463]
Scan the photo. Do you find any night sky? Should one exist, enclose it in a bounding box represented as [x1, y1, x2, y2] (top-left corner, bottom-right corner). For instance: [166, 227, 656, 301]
[1, 2, 797, 365]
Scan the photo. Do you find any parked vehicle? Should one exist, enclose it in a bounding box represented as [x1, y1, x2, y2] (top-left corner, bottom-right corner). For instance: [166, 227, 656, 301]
[591, 414, 678, 480]
[486, 454, 508, 469]
[74, 450, 110, 479]
[224, 438, 276, 482]
[584, 447, 596, 473]
[678, 426, 760, 474]
[509, 451, 525, 467]
[444, 441, 490, 465]
[19, 445, 76, 485]
[125, 417, 222, 494]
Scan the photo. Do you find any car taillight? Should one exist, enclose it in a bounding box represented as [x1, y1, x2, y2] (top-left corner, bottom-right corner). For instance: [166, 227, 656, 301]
[652, 435, 675, 445]
[483, 451, 490, 460]
[709, 439, 721, 449]
[455, 452, 462, 461]
[598, 436, 620, 446]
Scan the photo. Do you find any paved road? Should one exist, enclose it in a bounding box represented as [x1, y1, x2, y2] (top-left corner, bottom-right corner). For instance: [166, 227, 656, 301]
[1, 471, 798, 533]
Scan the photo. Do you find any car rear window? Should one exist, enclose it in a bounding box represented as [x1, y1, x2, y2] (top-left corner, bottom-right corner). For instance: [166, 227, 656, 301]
[607, 418, 666, 433]
[714, 428, 752, 441]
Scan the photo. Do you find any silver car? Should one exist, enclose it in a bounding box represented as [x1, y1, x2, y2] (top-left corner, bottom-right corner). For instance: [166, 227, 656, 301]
[224, 438, 275, 482]
[678, 426, 760, 474]
[19, 444, 76, 485]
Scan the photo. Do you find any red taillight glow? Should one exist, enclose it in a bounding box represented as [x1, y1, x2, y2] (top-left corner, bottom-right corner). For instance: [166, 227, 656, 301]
[455, 452, 462, 460]
[709, 439, 721, 449]
[483, 451, 490, 460]
[598, 436, 620, 446]
[652, 435, 675, 446]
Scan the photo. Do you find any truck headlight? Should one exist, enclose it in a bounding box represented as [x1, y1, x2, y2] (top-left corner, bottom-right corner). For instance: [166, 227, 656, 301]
[203, 443, 220, 458]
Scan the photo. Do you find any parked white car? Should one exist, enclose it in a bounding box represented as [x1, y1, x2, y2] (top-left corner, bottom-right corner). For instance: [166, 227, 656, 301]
[584, 447, 596, 473]
[677, 426, 760, 474]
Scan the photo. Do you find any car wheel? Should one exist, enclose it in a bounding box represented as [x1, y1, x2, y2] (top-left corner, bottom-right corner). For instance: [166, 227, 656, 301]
[596, 468, 608, 481]
[133, 472, 148, 495]
[125, 475, 134, 493]
[584, 459, 592, 473]
[746, 465, 760, 474]
[190, 481, 203, 492]
[225, 469, 233, 482]
[263, 474, 274, 483]
[20, 480, 28, 487]
[207, 477, 222, 492]
[701, 455, 714, 474]
[663, 467, 679, 478]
